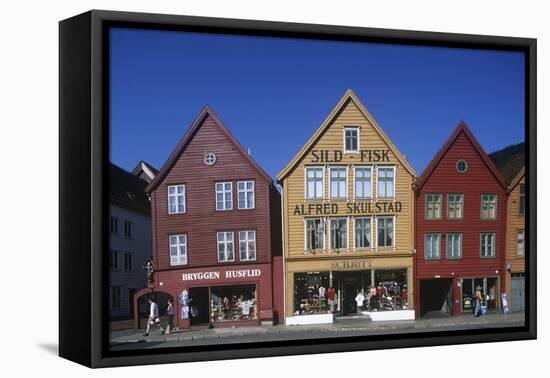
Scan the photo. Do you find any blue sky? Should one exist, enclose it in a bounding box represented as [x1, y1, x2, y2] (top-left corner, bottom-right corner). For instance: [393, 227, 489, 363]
[110, 28, 525, 178]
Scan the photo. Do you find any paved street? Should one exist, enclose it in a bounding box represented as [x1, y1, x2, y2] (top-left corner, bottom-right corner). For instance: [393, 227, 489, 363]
[110, 312, 524, 351]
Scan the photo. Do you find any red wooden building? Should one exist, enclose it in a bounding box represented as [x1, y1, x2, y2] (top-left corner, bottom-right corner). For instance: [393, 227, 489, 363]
[134, 106, 283, 328]
[414, 122, 508, 317]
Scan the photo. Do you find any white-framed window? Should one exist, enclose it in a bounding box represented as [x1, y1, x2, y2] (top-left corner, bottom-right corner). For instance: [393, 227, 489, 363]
[456, 159, 468, 173]
[354, 217, 371, 249]
[217, 232, 235, 262]
[109, 249, 120, 271]
[169, 234, 188, 266]
[329, 167, 347, 199]
[344, 127, 359, 152]
[425, 193, 442, 220]
[168, 184, 186, 214]
[239, 231, 256, 261]
[424, 234, 441, 260]
[517, 230, 525, 256]
[110, 286, 123, 310]
[305, 167, 324, 199]
[481, 193, 497, 219]
[110, 216, 119, 235]
[377, 166, 395, 198]
[377, 216, 394, 248]
[519, 184, 525, 215]
[305, 218, 324, 251]
[446, 233, 462, 259]
[237, 181, 255, 209]
[330, 218, 348, 250]
[123, 252, 133, 272]
[480, 232, 496, 258]
[216, 182, 233, 210]
[447, 193, 464, 219]
[123, 220, 133, 239]
[204, 152, 216, 166]
[354, 166, 372, 199]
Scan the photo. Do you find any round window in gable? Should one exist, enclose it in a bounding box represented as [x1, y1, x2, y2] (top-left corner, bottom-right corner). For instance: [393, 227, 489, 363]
[204, 152, 216, 166]
[456, 159, 468, 173]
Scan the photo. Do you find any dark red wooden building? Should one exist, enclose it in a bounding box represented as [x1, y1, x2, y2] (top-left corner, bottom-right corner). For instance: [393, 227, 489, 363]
[134, 106, 283, 328]
[414, 122, 508, 317]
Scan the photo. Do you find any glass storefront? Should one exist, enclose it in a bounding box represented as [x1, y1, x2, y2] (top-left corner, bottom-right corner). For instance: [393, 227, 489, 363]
[210, 284, 257, 322]
[293, 268, 409, 316]
[372, 269, 408, 311]
[460, 277, 499, 312]
[293, 272, 330, 315]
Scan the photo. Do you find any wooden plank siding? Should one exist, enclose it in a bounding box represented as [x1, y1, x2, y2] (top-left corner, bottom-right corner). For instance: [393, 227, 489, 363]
[504, 172, 525, 310]
[505, 174, 525, 274]
[414, 124, 508, 316]
[278, 90, 416, 318]
[151, 114, 273, 269]
[143, 107, 282, 327]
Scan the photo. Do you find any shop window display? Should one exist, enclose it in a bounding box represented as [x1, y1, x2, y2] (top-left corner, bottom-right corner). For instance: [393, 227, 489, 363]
[461, 277, 499, 312]
[293, 272, 331, 315]
[211, 285, 257, 322]
[369, 269, 408, 311]
[294, 269, 409, 316]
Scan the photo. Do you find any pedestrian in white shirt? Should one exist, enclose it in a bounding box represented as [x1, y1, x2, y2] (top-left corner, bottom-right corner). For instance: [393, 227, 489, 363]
[144, 298, 164, 336]
[355, 290, 365, 314]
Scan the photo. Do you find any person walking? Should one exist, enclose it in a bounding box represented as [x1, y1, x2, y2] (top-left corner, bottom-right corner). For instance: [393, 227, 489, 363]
[165, 299, 174, 334]
[474, 286, 483, 317]
[355, 290, 365, 314]
[144, 297, 164, 336]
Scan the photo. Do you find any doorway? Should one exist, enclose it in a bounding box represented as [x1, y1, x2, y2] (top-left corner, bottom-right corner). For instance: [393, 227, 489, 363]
[189, 287, 210, 325]
[511, 274, 525, 312]
[419, 278, 453, 318]
[460, 277, 500, 312]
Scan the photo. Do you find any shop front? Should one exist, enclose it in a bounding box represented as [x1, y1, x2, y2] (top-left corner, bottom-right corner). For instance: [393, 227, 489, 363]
[286, 257, 414, 324]
[459, 276, 500, 313]
[155, 263, 274, 328]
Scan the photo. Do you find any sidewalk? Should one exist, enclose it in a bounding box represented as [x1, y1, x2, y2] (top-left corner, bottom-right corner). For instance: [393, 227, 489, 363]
[110, 312, 524, 350]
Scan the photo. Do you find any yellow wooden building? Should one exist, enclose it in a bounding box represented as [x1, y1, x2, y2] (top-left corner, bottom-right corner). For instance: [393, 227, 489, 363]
[277, 89, 416, 323]
[504, 167, 525, 312]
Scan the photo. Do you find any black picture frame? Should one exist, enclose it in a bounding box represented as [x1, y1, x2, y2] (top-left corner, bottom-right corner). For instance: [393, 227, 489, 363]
[59, 9, 536, 368]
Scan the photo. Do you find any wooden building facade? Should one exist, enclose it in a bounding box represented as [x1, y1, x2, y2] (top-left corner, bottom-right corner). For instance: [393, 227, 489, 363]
[277, 90, 416, 323]
[504, 167, 525, 312]
[135, 106, 283, 328]
[414, 122, 508, 317]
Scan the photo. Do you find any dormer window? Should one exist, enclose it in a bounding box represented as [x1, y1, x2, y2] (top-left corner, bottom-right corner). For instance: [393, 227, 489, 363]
[344, 127, 359, 153]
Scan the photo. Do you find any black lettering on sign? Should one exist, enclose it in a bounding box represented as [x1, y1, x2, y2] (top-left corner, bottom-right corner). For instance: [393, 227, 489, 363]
[311, 150, 319, 162]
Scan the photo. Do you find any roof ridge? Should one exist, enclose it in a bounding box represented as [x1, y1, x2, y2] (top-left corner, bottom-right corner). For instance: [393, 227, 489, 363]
[145, 106, 273, 193]
[277, 89, 415, 182]
[415, 121, 507, 190]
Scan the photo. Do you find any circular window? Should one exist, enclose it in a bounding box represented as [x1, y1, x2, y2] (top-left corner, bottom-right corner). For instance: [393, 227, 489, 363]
[456, 159, 468, 173]
[204, 152, 216, 166]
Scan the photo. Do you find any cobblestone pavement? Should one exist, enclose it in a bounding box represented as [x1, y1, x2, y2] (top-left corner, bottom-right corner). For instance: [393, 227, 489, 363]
[110, 312, 524, 351]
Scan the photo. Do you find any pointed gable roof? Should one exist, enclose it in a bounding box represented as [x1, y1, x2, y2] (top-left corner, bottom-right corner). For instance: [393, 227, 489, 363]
[131, 160, 159, 183]
[146, 105, 273, 194]
[277, 89, 415, 182]
[415, 121, 507, 191]
[508, 166, 525, 192]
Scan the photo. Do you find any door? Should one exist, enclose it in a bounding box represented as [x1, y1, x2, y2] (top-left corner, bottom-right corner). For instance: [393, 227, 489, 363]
[190, 287, 210, 325]
[511, 276, 525, 312]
